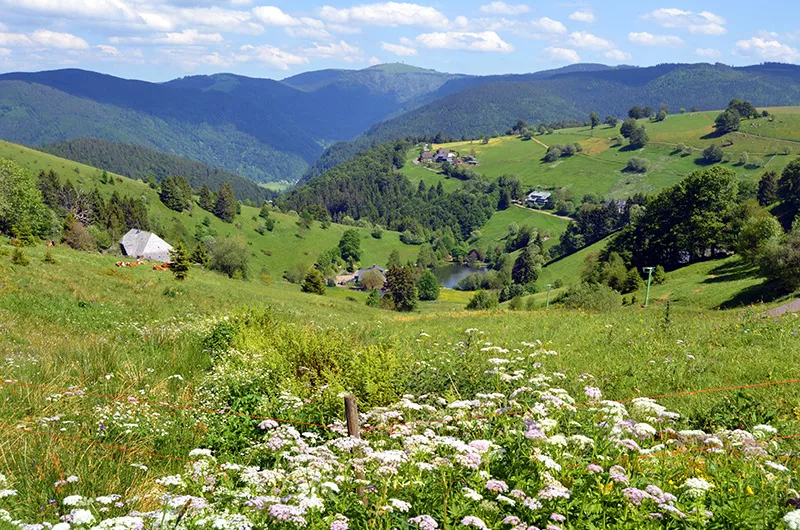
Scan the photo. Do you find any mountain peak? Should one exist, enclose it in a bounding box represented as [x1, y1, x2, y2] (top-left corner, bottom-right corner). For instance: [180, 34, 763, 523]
[363, 63, 443, 74]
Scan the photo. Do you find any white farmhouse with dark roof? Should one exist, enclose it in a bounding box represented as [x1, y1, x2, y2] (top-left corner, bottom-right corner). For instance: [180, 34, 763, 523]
[526, 191, 551, 207]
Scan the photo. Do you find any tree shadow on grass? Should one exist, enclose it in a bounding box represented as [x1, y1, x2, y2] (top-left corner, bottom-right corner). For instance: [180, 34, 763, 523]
[700, 130, 727, 140]
[703, 260, 760, 284]
[716, 279, 788, 309]
[619, 144, 643, 153]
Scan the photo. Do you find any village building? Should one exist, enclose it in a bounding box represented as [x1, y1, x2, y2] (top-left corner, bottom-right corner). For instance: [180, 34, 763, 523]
[354, 264, 386, 283]
[120, 229, 173, 262]
[526, 191, 552, 207]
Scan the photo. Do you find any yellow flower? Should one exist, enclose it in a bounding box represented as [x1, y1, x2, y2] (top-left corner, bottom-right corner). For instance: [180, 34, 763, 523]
[747, 486, 754, 495]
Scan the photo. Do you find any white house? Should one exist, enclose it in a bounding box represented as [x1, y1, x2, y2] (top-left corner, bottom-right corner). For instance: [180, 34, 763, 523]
[120, 229, 173, 262]
[526, 191, 551, 207]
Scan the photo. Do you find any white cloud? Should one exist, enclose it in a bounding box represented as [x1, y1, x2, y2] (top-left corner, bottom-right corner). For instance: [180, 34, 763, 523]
[0, 48, 10, 56]
[326, 23, 361, 35]
[530, 17, 566, 34]
[544, 46, 580, 63]
[0, 33, 33, 47]
[303, 40, 364, 62]
[734, 37, 800, 63]
[628, 32, 683, 47]
[111, 29, 223, 45]
[174, 7, 263, 34]
[381, 41, 417, 56]
[478, 1, 529, 16]
[2, 0, 137, 21]
[569, 10, 594, 23]
[285, 26, 331, 39]
[30, 29, 89, 49]
[252, 6, 300, 26]
[695, 47, 720, 58]
[642, 8, 726, 36]
[416, 30, 514, 53]
[96, 44, 119, 55]
[605, 49, 631, 61]
[318, 2, 449, 29]
[238, 43, 308, 69]
[368, 55, 380, 65]
[568, 31, 613, 50]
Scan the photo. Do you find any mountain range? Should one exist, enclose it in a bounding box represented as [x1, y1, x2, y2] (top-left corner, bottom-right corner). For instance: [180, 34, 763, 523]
[2, 62, 800, 185]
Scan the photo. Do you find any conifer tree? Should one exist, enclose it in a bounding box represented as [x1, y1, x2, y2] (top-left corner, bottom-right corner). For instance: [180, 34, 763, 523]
[385, 264, 418, 312]
[214, 183, 237, 223]
[198, 184, 215, 211]
[301, 267, 326, 295]
[191, 242, 210, 266]
[169, 241, 190, 280]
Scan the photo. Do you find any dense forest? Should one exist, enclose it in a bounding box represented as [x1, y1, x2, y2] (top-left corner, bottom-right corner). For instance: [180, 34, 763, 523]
[41, 138, 273, 203]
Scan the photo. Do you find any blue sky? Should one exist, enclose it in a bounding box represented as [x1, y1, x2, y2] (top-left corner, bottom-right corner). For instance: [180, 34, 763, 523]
[1, 0, 799, 81]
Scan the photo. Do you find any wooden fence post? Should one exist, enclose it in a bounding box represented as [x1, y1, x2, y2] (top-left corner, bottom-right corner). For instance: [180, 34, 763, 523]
[344, 394, 366, 505]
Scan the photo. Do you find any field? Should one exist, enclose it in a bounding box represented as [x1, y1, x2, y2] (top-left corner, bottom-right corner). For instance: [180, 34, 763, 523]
[404, 108, 800, 199]
[1, 240, 800, 528]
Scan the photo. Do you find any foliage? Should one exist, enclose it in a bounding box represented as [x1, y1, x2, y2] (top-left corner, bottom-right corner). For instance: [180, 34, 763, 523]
[736, 214, 784, 263]
[198, 185, 216, 211]
[301, 267, 326, 295]
[42, 138, 272, 203]
[758, 171, 779, 206]
[359, 269, 385, 291]
[0, 159, 52, 239]
[10, 247, 30, 266]
[628, 124, 649, 149]
[384, 264, 418, 312]
[466, 289, 499, 310]
[778, 157, 800, 211]
[213, 183, 237, 223]
[511, 244, 543, 285]
[169, 241, 191, 281]
[62, 214, 95, 251]
[703, 144, 724, 164]
[557, 282, 620, 311]
[625, 157, 650, 173]
[714, 110, 741, 134]
[190, 242, 210, 266]
[338, 229, 362, 265]
[417, 269, 440, 301]
[209, 236, 249, 279]
[159, 175, 193, 212]
[757, 225, 800, 291]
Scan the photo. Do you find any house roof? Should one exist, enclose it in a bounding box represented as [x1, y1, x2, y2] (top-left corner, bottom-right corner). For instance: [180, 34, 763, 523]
[355, 264, 386, 277]
[527, 191, 551, 200]
[120, 229, 173, 262]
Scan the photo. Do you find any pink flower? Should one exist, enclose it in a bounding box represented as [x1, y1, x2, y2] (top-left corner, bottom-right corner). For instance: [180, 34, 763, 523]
[485, 479, 509, 493]
[550, 514, 566, 522]
[409, 515, 438, 530]
[461, 516, 488, 529]
[585, 464, 603, 474]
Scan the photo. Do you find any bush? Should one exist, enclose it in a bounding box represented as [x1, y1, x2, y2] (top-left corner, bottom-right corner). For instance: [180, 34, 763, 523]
[62, 217, 95, 251]
[10, 247, 29, 266]
[703, 144, 724, 163]
[366, 289, 381, 307]
[301, 268, 326, 295]
[508, 295, 525, 311]
[652, 265, 667, 285]
[466, 290, 499, 310]
[43, 248, 56, 264]
[625, 157, 650, 173]
[284, 263, 310, 284]
[556, 283, 620, 311]
[417, 270, 440, 301]
[209, 236, 249, 279]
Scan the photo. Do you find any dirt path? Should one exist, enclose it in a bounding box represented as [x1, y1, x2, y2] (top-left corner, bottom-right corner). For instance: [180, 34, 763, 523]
[513, 203, 572, 221]
[767, 298, 800, 317]
[531, 136, 549, 150]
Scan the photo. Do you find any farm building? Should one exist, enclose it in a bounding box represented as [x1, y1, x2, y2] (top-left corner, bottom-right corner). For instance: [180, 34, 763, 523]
[526, 191, 552, 207]
[120, 229, 173, 262]
[355, 264, 386, 283]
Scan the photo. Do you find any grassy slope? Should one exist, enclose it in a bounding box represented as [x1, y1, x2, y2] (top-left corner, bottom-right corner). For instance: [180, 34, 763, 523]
[0, 140, 420, 278]
[406, 108, 800, 199]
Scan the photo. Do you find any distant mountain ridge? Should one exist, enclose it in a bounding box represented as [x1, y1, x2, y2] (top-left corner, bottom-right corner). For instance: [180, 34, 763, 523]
[3, 62, 800, 187]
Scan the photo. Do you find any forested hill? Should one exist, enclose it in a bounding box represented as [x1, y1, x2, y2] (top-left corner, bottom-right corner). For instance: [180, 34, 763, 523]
[364, 63, 800, 143]
[40, 138, 273, 203]
[0, 65, 461, 183]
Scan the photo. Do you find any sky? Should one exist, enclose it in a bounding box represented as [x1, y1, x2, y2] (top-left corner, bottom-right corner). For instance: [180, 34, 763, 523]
[1, 0, 799, 81]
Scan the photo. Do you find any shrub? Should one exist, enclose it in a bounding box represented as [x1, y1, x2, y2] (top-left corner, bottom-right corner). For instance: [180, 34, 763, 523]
[209, 236, 249, 279]
[62, 216, 95, 251]
[284, 263, 310, 284]
[10, 247, 29, 266]
[557, 283, 620, 311]
[625, 157, 650, 173]
[301, 268, 326, 295]
[42, 248, 56, 264]
[652, 265, 667, 285]
[417, 270, 440, 301]
[703, 144, 724, 163]
[366, 289, 381, 307]
[508, 295, 525, 311]
[371, 225, 384, 239]
[466, 290, 499, 310]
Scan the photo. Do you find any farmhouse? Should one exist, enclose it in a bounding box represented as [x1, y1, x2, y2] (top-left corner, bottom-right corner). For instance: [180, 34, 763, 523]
[434, 148, 455, 163]
[120, 229, 173, 262]
[355, 264, 386, 283]
[526, 191, 551, 207]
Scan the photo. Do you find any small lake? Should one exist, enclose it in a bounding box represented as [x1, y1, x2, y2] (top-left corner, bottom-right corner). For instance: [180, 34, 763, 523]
[434, 264, 488, 289]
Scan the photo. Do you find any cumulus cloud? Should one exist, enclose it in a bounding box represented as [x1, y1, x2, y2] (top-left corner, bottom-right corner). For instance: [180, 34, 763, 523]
[318, 2, 449, 29]
[605, 49, 631, 61]
[17, 29, 89, 49]
[416, 30, 514, 53]
[568, 31, 613, 50]
[303, 40, 364, 62]
[478, 1, 529, 16]
[569, 10, 594, 23]
[530, 17, 566, 34]
[628, 32, 683, 47]
[695, 47, 720, 58]
[734, 37, 800, 63]
[238, 43, 308, 69]
[544, 46, 580, 63]
[1, 0, 137, 21]
[381, 41, 417, 56]
[252, 6, 300, 26]
[0, 33, 33, 47]
[464, 16, 565, 39]
[642, 8, 726, 36]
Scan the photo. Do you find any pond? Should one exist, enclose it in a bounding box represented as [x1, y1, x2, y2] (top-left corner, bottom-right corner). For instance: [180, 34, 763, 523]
[434, 264, 488, 289]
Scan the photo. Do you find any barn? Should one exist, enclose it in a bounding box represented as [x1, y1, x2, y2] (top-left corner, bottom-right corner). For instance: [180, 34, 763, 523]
[120, 229, 173, 262]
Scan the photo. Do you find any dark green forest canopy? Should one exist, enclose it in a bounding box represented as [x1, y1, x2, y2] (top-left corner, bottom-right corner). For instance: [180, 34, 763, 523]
[41, 138, 273, 203]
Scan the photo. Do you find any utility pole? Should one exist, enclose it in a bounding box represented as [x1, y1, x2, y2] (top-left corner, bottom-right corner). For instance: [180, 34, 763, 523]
[643, 267, 655, 307]
[545, 283, 552, 308]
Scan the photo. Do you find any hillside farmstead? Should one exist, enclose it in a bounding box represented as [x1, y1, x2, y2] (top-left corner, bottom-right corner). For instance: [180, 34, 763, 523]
[120, 229, 173, 262]
[526, 191, 551, 207]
